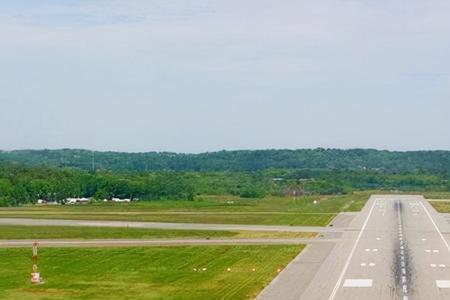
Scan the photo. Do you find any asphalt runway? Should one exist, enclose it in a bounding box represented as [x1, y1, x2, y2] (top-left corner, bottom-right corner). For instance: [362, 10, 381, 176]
[261, 195, 450, 300]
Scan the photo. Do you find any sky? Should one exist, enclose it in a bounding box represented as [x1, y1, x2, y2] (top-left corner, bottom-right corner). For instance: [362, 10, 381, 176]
[1, 0, 450, 153]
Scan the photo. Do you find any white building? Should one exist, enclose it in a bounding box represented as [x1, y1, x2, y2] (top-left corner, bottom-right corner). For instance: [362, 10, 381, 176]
[111, 197, 131, 203]
[65, 197, 91, 205]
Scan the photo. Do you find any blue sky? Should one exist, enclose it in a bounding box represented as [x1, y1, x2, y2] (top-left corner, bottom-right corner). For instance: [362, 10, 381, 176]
[1, 0, 450, 152]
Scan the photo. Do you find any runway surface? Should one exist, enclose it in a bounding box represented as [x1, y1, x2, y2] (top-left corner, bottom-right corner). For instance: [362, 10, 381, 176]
[260, 195, 450, 300]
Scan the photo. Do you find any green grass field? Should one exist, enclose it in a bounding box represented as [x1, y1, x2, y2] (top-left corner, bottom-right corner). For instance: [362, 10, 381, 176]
[0, 192, 372, 226]
[423, 192, 450, 199]
[429, 200, 450, 213]
[0, 245, 303, 300]
[0, 225, 316, 240]
[0, 212, 335, 226]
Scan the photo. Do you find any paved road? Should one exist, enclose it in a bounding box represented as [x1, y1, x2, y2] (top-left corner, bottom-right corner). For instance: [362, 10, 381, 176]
[0, 218, 341, 233]
[0, 237, 339, 248]
[260, 195, 450, 300]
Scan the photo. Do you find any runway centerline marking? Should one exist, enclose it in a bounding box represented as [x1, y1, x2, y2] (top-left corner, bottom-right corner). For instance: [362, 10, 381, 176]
[328, 199, 377, 300]
[397, 200, 409, 299]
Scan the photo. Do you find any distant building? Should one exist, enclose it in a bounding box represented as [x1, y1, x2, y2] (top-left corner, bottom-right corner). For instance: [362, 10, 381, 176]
[65, 197, 90, 205]
[36, 199, 61, 205]
[111, 197, 131, 203]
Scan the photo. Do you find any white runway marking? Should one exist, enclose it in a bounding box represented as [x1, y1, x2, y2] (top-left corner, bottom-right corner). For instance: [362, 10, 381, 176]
[328, 199, 377, 300]
[343, 279, 373, 288]
[436, 280, 450, 288]
[360, 262, 376, 267]
[419, 201, 450, 253]
[397, 199, 409, 300]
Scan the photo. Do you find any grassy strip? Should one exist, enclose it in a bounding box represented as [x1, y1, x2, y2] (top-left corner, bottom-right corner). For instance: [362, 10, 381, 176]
[0, 192, 372, 213]
[423, 192, 450, 199]
[0, 192, 373, 226]
[429, 200, 450, 213]
[0, 212, 334, 226]
[0, 225, 316, 240]
[0, 245, 303, 300]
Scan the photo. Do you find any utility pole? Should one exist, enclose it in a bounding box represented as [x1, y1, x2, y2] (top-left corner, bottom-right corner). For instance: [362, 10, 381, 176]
[91, 151, 96, 172]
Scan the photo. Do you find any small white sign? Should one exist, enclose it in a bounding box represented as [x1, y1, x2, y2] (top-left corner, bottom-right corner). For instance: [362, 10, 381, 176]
[31, 272, 40, 284]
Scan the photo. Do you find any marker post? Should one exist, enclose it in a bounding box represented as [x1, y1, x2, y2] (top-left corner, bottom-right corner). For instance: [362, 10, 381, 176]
[31, 242, 41, 284]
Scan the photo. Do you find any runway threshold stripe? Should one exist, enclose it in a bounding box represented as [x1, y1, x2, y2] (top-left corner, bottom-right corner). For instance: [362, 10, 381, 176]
[343, 279, 373, 288]
[436, 280, 450, 288]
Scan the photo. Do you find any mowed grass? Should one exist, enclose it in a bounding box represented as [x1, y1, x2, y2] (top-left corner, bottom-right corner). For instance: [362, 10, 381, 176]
[423, 192, 450, 200]
[0, 245, 303, 300]
[0, 225, 316, 240]
[0, 212, 334, 226]
[0, 192, 372, 226]
[429, 200, 450, 213]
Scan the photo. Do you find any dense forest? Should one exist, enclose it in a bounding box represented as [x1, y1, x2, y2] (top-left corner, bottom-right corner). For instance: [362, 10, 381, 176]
[0, 149, 449, 206]
[0, 163, 449, 207]
[1, 148, 450, 173]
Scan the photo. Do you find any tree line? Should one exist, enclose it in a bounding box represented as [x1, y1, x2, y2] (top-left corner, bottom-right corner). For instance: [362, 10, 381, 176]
[1, 148, 450, 173]
[0, 164, 449, 206]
